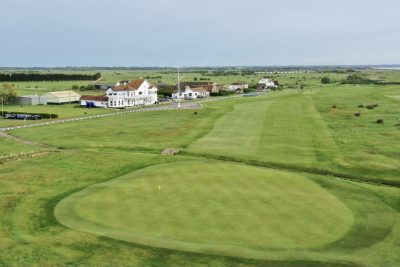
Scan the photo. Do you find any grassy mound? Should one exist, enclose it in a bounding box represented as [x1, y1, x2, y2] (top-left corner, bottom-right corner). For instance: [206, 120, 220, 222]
[55, 160, 353, 258]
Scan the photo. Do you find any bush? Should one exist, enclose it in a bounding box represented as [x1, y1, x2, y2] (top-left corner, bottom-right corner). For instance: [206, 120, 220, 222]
[321, 77, 331, 84]
[332, 105, 337, 109]
[71, 85, 79, 90]
[376, 118, 384, 124]
[243, 88, 256, 93]
[342, 73, 375, 84]
[358, 104, 364, 108]
[210, 91, 235, 97]
[354, 112, 361, 117]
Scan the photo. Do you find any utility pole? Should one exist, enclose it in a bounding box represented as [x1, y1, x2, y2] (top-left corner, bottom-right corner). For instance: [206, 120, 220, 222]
[177, 67, 184, 108]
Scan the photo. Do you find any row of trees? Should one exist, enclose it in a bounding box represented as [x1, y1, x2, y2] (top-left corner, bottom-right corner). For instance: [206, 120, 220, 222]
[0, 72, 101, 82]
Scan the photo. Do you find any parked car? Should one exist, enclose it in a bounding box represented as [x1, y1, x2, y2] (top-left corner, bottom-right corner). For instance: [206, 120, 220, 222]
[4, 114, 17, 119]
[3, 113, 44, 120]
[31, 115, 43, 120]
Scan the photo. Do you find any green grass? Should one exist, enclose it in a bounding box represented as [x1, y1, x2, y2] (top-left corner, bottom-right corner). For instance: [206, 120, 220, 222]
[189, 94, 342, 166]
[7, 98, 242, 150]
[55, 160, 353, 253]
[1, 151, 398, 266]
[1, 70, 400, 266]
[188, 85, 400, 184]
[0, 137, 42, 157]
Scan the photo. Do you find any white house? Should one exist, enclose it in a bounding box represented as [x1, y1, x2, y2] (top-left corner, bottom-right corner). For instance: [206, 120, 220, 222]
[80, 79, 157, 108]
[258, 78, 276, 89]
[172, 86, 210, 100]
[106, 79, 157, 108]
[80, 95, 109, 108]
[228, 82, 249, 92]
[192, 87, 210, 98]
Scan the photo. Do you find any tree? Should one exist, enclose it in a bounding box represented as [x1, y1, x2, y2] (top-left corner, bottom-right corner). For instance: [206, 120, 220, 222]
[2, 83, 15, 90]
[321, 76, 331, 84]
[194, 77, 198, 81]
[0, 86, 17, 104]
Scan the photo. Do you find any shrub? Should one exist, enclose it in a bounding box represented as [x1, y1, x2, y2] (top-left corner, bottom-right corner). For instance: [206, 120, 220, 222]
[243, 88, 256, 93]
[376, 118, 384, 124]
[210, 91, 235, 97]
[366, 105, 374, 109]
[193, 111, 198, 115]
[332, 105, 337, 109]
[321, 76, 331, 84]
[342, 73, 375, 84]
[358, 104, 364, 108]
[354, 112, 361, 117]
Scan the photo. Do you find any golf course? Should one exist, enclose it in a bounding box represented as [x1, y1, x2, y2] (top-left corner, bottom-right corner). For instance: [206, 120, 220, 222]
[1, 74, 400, 266]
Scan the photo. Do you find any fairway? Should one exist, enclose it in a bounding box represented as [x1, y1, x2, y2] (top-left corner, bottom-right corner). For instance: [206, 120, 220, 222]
[188, 95, 343, 167]
[55, 160, 354, 258]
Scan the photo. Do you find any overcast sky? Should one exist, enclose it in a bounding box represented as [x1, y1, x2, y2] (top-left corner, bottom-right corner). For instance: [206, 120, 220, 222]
[0, 0, 399, 67]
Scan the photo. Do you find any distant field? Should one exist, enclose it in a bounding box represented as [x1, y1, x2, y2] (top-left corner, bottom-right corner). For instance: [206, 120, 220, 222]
[1, 69, 351, 97]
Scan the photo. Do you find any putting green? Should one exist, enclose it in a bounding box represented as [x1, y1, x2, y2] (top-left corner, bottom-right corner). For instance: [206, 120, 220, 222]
[55, 160, 353, 258]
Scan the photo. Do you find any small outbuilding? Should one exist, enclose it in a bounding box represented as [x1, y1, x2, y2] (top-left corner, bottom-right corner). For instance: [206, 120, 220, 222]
[41, 91, 81, 104]
[228, 82, 249, 93]
[93, 82, 117, 90]
[172, 86, 210, 99]
[18, 95, 41, 105]
[80, 95, 109, 108]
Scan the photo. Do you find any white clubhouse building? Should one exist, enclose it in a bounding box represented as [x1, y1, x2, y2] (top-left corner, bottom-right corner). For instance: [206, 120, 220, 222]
[80, 79, 158, 108]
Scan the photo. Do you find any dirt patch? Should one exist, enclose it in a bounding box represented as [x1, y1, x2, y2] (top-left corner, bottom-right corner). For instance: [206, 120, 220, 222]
[161, 148, 182, 155]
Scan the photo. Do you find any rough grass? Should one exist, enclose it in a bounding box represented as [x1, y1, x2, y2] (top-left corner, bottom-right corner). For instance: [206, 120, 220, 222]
[0, 137, 42, 157]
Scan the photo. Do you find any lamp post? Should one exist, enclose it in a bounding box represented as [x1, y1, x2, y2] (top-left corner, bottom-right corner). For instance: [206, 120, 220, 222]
[177, 67, 184, 108]
[1, 97, 3, 117]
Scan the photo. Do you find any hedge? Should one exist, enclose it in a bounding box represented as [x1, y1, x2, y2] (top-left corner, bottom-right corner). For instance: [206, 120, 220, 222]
[210, 91, 235, 97]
